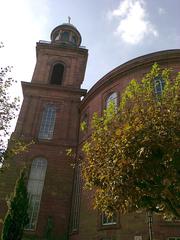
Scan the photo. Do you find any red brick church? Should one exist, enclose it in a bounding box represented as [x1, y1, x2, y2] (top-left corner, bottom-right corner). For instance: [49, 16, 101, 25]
[0, 22, 180, 240]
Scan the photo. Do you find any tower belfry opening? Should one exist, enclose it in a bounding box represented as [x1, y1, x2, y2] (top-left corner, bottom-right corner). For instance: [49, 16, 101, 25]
[50, 63, 64, 85]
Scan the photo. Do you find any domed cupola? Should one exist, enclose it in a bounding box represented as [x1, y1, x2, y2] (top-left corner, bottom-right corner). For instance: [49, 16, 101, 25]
[50, 18, 82, 47]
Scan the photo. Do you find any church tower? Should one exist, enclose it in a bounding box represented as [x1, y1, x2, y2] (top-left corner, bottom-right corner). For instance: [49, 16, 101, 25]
[10, 22, 88, 238]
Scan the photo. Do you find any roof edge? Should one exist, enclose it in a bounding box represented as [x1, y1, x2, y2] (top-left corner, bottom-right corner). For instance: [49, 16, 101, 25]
[82, 49, 180, 107]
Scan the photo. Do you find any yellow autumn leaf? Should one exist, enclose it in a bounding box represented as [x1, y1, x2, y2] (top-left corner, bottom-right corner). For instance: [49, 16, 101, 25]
[115, 129, 121, 136]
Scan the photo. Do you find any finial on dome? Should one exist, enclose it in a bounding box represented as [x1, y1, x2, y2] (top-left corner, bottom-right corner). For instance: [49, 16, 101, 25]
[68, 16, 71, 24]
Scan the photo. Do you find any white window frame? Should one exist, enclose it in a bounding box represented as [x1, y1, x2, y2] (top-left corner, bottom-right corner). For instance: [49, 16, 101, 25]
[38, 105, 56, 140]
[25, 158, 47, 230]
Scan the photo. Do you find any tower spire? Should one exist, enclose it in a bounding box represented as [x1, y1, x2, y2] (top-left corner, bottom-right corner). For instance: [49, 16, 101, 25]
[68, 16, 71, 24]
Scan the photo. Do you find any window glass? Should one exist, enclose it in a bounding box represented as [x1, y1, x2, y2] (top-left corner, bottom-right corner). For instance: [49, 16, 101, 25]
[154, 76, 165, 95]
[102, 213, 117, 225]
[61, 31, 69, 41]
[25, 158, 47, 230]
[38, 105, 56, 140]
[106, 92, 118, 109]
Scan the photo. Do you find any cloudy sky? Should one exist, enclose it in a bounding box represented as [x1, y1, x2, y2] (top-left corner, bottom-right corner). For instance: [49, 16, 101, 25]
[0, 0, 180, 97]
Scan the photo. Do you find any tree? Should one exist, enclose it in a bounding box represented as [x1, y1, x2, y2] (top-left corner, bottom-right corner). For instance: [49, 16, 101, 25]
[0, 44, 29, 168]
[1, 168, 29, 240]
[82, 64, 180, 220]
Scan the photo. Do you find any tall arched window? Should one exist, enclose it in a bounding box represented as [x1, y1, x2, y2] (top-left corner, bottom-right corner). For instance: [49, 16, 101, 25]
[26, 158, 47, 230]
[154, 76, 165, 95]
[51, 64, 64, 85]
[106, 92, 118, 109]
[38, 105, 56, 140]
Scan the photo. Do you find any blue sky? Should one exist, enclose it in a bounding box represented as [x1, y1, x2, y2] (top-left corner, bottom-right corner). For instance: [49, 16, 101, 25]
[0, 0, 180, 95]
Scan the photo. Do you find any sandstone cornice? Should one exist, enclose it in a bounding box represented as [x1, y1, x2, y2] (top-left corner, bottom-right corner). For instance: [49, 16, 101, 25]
[21, 81, 87, 97]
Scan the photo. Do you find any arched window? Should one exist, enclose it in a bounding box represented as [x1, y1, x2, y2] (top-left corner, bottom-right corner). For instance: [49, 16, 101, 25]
[154, 76, 165, 95]
[106, 92, 118, 109]
[61, 31, 69, 42]
[51, 64, 64, 85]
[25, 158, 47, 230]
[38, 105, 56, 140]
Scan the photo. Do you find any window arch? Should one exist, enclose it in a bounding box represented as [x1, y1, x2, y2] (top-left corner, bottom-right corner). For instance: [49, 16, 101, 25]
[38, 105, 56, 140]
[154, 76, 165, 95]
[105, 92, 118, 109]
[51, 63, 64, 85]
[26, 157, 47, 230]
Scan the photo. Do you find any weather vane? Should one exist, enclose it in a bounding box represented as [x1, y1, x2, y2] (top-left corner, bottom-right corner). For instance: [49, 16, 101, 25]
[68, 16, 71, 24]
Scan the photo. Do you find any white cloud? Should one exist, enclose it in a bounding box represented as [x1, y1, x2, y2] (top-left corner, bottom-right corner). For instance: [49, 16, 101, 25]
[158, 7, 166, 15]
[0, 0, 50, 101]
[0, 0, 50, 82]
[109, 0, 158, 45]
